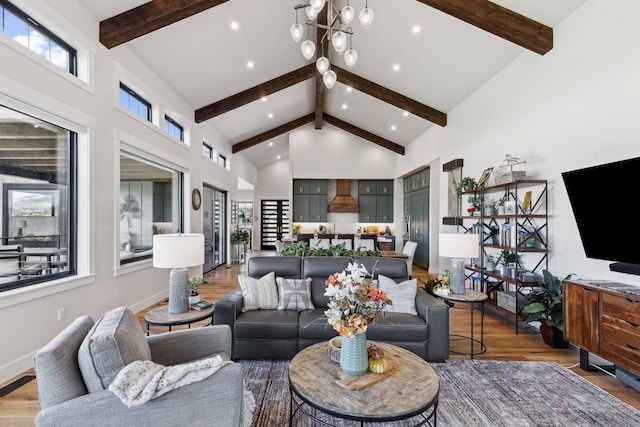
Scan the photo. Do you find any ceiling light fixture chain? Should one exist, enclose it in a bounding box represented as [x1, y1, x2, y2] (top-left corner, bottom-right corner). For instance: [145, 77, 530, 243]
[291, 0, 374, 89]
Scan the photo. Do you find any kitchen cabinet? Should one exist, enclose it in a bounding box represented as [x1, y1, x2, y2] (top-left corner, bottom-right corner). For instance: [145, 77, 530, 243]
[292, 180, 327, 222]
[358, 180, 393, 222]
[403, 170, 429, 269]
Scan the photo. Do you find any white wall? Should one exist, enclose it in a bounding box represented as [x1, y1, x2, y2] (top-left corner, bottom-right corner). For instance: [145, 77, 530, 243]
[0, 0, 257, 382]
[397, 0, 640, 285]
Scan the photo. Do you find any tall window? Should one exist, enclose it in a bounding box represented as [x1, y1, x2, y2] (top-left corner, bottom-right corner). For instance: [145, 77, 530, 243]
[164, 115, 183, 142]
[0, 0, 77, 74]
[119, 152, 183, 265]
[0, 104, 76, 292]
[119, 83, 151, 122]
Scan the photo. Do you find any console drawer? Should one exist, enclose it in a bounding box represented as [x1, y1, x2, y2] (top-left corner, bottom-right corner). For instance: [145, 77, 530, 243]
[601, 334, 640, 374]
[602, 292, 640, 325]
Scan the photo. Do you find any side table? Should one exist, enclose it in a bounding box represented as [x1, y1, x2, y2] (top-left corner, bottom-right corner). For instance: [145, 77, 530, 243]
[143, 305, 214, 335]
[434, 288, 488, 359]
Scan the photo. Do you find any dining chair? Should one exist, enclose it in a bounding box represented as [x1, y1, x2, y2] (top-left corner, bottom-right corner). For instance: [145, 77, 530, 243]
[402, 240, 418, 278]
[354, 238, 375, 251]
[309, 238, 330, 249]
[331, 239, 353, 250]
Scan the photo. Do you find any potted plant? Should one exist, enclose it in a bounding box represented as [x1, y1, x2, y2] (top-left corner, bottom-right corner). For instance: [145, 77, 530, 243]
[188, 277, 207, 304]
[485, 254, 496, 272]
[521, 270, 574, 348]
[498, 250, 517, 276]
[457, 176, 477, 194]
[230, 225, 251, 263]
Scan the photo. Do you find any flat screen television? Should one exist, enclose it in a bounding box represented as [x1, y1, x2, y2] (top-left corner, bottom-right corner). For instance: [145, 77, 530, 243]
[562, 157, 640, 275]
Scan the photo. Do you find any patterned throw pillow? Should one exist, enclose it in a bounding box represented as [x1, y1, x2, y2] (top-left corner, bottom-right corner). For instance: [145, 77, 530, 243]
[378, 274, 418, 315]
[276, 277, 315, 310]
[238, 272, 278, 311]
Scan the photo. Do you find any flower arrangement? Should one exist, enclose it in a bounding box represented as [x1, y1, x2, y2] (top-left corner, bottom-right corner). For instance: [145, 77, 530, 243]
[324, 263, 392, 338]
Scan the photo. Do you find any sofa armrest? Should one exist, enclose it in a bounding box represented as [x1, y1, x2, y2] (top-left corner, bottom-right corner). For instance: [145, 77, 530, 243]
[147, 325, 232, 366]
[214, 287, 243, 329]
[35, 362, 244, 427]
[415, 288, 450, 360]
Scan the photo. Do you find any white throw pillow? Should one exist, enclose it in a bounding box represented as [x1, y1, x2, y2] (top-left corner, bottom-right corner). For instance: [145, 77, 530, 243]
[378, 274, 418, 315]
[276, 277, 315, 310]
[238, 272, 278, 311]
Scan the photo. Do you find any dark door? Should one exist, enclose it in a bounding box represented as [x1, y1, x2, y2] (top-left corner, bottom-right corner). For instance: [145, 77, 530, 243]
[409, 189, 429, 268]
[261, 200, 290, 250]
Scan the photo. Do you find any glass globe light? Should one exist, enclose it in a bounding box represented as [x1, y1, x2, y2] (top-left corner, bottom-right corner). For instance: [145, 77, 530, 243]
[341, 5, 355, 24]
[359, 7, 374, 29]
[310, 0, 326, 11]
[323, 69, 337, 89]
[316, 56, 330, 74]
[306, 5, 319, 21]
[301, 39, 316, 60]
[344, 48, 358, 68]
[290, 23, 304, 43]
[331, 30, 347, 54]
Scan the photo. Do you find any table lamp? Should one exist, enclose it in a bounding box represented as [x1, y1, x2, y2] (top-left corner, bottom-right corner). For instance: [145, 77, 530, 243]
[153, 233, 204, 313]
[439, 233, 479, 294]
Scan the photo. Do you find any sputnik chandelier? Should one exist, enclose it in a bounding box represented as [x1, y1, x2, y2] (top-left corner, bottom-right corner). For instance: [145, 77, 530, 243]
[290, 0, 374, 89]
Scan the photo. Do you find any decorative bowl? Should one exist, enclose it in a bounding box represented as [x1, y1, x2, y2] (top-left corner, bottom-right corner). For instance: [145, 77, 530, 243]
[327, 336, 341, 363]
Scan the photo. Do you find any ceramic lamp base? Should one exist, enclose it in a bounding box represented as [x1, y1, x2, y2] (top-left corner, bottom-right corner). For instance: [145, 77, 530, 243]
[168, 268, 189, 314]
[450, 258, 466, 294]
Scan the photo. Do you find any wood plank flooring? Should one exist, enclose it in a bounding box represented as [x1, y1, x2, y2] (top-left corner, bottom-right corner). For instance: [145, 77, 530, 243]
[2, 250, 639, 426]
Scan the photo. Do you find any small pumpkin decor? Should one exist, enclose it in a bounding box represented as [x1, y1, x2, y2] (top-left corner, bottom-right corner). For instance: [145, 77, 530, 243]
[367, 344, 389, 374]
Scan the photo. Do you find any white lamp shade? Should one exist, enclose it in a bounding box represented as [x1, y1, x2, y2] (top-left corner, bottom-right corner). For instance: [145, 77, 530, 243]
[439, 233, 479, 259]
[306, 5, 319, 20]
[301, 39, 316, 60]
[316, 56, 330, 74]
[341, 5, 355, 24]
[310, 0, 326, 11]
[331, 30, 347, 54]
[290, 23, 304, 42]
[359, 7, 374, 29]
[153, 233, 204, 268]
[344, 48, 358, 68]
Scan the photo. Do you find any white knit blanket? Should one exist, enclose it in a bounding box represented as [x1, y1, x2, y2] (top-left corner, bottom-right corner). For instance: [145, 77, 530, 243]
[109, 356, 255, 426]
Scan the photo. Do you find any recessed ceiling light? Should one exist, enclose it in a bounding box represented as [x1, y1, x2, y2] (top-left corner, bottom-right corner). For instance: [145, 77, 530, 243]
[342, 104, 348, 109]
[277, 155, 281, 160]
[261, 96, 267, 102]
[403, 111, 409, 117]
[268, 113, 274, 119]
[230, 21, 239, 30]
[247, 61, 255, 69]
[392, 64, 400, 72]
[269, 142, 273, 146]
[346, 86, 353, 92]
[412, 25, 421, 34]
[391, 125, 397, 131]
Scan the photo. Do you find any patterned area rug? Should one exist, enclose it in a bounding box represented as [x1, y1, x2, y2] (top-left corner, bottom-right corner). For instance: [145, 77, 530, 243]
[239, 359, 640, 426]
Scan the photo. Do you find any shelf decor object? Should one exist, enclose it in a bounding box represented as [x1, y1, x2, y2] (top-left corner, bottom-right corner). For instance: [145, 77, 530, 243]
[153, 233, 204, 314]
[440, 233, 479, 294]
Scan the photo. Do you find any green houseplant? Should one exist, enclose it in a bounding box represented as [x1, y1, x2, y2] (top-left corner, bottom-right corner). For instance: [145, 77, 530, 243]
[230, 226, 250, 245]
[521, 269, 573, 348]
[457, 176, 477, 194]
[188, 277, 207, 304]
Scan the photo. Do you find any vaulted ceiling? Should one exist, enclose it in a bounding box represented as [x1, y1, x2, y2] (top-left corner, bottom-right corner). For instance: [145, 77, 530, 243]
[79, 0, 586, 168]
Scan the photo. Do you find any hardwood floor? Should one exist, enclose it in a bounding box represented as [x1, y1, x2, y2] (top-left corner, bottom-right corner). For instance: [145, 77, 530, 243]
[2, 250, 639, 426]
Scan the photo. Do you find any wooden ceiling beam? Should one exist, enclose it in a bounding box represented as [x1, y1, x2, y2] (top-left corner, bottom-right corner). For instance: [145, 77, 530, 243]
[416, 0, 553, 55]
[232, 114, 315, 153]
[314, 6, 327, 130]
[334, 66, 447, 127]
[100, 0, 230, 49]
[323, 114, 405, 155]
[195, 64, 316, 123]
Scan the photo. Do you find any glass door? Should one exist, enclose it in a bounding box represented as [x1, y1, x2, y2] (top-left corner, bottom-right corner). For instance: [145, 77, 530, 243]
[260, 200, 289, 250]
[203, 185, 226, 272]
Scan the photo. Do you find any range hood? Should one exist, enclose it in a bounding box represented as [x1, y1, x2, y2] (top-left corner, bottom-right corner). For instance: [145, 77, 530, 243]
[328, 179, 359, 213]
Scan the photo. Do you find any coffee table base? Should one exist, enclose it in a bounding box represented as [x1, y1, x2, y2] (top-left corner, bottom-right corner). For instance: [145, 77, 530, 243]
[289, 389, 438, 427]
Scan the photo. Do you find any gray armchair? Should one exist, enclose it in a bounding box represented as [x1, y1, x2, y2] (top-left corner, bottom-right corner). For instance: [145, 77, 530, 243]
[33, 307, 245, 427]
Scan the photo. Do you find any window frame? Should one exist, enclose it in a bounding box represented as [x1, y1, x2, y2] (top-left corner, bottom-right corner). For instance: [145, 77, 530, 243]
[202, 141, 213, 159]
[164, 114, 184, 142]
[0, 0, 77, 75]
[119, 82, 152, 122]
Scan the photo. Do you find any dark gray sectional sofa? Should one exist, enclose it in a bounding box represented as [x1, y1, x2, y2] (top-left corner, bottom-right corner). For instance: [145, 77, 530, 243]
[213, 256, 449, 361]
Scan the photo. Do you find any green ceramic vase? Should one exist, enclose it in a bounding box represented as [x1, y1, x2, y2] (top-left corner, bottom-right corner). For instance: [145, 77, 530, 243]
[340, 332, 368, 377]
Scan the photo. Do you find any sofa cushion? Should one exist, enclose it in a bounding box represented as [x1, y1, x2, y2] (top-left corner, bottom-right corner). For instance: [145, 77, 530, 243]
[238, 272, 278, 311]
[234, 309, 299, 339]
[303, 256, 353, 308]
[378, 274, 418, 315]
[33, 315, 95, 409]
[276, 277, 315, 310]
[78, 306, 151, 392]
[298, 309, 339, 340]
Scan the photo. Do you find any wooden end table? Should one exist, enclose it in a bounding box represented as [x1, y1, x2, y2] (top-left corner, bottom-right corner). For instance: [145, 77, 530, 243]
[288, 341, 439, 426]
[143, 305, 214, 335]
[434, 288, 488, 359]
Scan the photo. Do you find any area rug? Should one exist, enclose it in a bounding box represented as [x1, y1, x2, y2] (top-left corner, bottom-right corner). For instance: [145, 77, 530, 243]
[239, 359, 640, 426]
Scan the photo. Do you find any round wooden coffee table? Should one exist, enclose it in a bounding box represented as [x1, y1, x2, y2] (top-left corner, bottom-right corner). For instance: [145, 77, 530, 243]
[143, 305, 214, 335]
[288, 341, 439, 426]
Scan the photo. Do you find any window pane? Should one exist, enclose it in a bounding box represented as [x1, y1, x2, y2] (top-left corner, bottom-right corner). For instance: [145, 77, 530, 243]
[5, 9, 28, 47]
[0, 104, 76, 292]
[119, 153, 182, 265]
[119, 84, 151, 122]
[29, 27, 50, 61]
[50, 40, 70, 72]
[202, 142, 212, 158]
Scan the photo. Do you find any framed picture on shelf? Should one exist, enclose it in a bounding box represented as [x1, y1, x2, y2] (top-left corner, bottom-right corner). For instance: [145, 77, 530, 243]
[477, 167, 494, 188]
